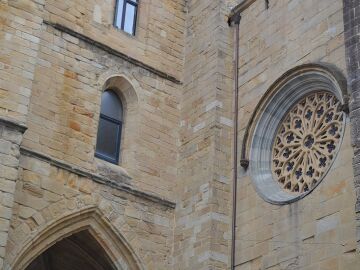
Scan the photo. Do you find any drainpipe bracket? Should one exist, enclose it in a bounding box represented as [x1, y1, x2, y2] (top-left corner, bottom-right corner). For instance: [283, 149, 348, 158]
[228, 13, 241, 26]
[339, 93, 350, 114]
[340, 102, 349, 114]
[240, 159, 249, 169]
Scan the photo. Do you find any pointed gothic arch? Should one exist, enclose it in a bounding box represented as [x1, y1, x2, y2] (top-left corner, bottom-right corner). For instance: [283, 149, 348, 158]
[11, 207, 144, 270]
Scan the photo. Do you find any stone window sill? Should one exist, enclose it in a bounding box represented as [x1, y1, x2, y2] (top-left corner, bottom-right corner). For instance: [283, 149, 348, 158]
[95, 158, 132, 186]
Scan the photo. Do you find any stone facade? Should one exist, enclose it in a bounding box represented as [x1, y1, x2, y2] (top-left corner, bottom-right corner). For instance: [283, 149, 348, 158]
[343, 0, 360, 249]
[0, 0, 359, 269]
[174, 1, 233, 269]
[0, 119, 26, 269]
[232, 0, 360, 269]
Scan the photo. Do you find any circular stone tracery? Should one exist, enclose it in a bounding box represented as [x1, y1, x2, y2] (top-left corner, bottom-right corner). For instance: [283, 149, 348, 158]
[272, 92, 344, 194]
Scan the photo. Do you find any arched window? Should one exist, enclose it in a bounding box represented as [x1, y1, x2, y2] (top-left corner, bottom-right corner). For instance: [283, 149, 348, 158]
[95, 90, 123, 164]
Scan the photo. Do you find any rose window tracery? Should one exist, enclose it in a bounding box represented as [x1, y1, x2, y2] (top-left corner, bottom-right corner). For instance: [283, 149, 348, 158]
[272, 92, 344, 194]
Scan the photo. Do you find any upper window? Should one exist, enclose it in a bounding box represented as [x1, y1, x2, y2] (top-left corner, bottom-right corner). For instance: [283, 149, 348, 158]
[95, 90, 123, 164]
[114, 0, 138, 35]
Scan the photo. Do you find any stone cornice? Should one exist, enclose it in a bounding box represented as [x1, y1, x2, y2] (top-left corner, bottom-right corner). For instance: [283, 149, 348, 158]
[0, 117, 27, 134]
[20, 147, 176, 209]
[43, 21, 182, 85]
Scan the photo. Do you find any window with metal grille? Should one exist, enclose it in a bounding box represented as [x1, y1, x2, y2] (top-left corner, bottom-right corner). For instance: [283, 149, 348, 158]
[114, 0, 138, 35]
[95, 90, 123, 164]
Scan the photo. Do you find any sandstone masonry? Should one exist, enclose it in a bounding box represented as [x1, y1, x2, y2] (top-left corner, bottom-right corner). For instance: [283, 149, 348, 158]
[343, 0, 360, 249]
[0, 0, 359, 270]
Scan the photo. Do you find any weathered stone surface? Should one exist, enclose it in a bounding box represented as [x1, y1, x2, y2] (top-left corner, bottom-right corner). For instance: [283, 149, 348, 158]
[0, 118, 26, 263]
[95, 158, 131, 185]
[343, 0, 360, 251]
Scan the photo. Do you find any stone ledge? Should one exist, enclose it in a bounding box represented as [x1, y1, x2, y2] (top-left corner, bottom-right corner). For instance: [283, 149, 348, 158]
[43, 21, 182, 85]
[0, 117, 27, 134]
[20, 147, 176, 209]
[95, 158, 131, 186]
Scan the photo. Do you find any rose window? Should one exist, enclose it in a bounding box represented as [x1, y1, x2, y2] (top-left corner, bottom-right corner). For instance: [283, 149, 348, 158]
[272, 92, 344, 194]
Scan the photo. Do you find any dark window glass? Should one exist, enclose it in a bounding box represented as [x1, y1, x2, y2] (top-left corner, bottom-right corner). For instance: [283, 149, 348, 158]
[100, 91, 123, 120]
[114, 0, 138, 35]
[95, 90, 123, 164]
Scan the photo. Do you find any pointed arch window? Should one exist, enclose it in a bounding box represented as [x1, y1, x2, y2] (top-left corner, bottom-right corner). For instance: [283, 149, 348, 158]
[95, 90, 123, 164]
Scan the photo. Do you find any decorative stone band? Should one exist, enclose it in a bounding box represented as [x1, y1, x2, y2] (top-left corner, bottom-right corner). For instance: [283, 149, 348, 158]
[0, 117, 27, 134]
[245, 64, 348, 204]
[20, 147, 176, 209]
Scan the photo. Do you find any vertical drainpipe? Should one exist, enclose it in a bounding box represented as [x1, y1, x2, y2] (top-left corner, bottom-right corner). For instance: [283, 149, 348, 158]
[229, 12, 241, 270]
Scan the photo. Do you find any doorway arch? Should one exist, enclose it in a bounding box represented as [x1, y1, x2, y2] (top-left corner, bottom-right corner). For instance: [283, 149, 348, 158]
[25, 230, 117, 270]
[11, 207, 144, 270]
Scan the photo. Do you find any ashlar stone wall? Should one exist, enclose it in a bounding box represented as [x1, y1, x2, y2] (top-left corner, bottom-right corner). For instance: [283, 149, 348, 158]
[343, 0, 360, 250]
[43, 0, 185, 79]
[0, 0, 43, 123]
[0, 1, 43, 267]
[5, 152, 175, 270]
[234, 0, 360, 269]
[174, 1, 234, 269]
[21, 21, 181, 199]
[1, 0, 185, 269]
[3, 0, 360, 269]
[0, 120, 26, 269]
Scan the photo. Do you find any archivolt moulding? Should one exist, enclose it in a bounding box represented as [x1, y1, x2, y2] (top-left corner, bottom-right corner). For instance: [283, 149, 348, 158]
[242, 63, 348, 204]
[97, 72, 140, 112]
[10, 207, 144, 270]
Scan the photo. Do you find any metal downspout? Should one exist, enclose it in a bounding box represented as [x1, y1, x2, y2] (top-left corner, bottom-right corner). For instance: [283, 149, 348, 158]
[229, 13, 241, 270]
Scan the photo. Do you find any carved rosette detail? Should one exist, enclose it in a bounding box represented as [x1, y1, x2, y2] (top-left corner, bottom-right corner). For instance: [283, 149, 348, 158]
[272, 92, 344, 194]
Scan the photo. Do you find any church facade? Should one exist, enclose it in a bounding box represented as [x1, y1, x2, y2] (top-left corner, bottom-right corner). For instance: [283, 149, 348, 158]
[0, 0, 359, 269]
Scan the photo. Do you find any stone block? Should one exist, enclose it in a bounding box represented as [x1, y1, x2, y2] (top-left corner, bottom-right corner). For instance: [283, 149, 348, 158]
[0, 154, 19, 168]
[41, 177, 65, 196]
[0, 219, 10, 232]
[0, 178, 16, 193]
[2, 129, 23, 145]
[316, 214, 340, 235]
[16, 191, 49, 211]
[0, 140, 12, 155]
[95, 159, 131, 185]
[20, 157, 50, 176]
[0, 207, 12, 220]
[0, 232, 8, 247]
[18, 206, 36, 219]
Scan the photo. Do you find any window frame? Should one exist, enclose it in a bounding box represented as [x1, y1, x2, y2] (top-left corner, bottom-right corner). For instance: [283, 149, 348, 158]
[114, 0, 138, 36]
[95, 91, 123, 165]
